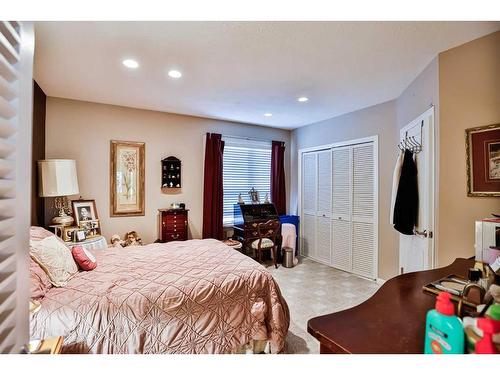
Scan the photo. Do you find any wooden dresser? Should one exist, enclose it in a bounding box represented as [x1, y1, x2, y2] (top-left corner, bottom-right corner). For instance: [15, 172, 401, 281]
[158, 208, 189, 242]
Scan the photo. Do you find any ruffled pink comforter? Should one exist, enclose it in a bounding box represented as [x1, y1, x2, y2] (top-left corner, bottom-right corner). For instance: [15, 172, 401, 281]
[31, 239, 290, 354]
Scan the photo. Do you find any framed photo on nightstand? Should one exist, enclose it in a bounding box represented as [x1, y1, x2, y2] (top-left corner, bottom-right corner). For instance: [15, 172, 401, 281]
[72, 199, 99, 227]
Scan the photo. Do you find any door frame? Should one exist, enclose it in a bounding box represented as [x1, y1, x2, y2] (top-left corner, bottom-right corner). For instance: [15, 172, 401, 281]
[298, 135, 379, 279]
[398, 106, 436, 271]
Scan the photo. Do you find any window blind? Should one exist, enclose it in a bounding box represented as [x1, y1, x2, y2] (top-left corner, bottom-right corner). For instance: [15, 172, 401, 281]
[222, 137, 271, 226]
[0, 21, 33, 354]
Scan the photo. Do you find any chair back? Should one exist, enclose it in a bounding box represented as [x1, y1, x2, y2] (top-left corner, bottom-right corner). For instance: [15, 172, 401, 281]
[256, 219, 280, 242]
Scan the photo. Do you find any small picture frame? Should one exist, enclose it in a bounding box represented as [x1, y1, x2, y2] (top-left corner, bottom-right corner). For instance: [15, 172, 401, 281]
[72, 199, 99, 228]
[62, 226, 79, 242]
[80, 219, 100, 237]
[75, 230, 86, 242]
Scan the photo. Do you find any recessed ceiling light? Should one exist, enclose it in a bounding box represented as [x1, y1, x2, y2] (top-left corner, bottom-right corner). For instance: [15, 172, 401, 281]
[264, 113, 273, 117]
[298, 96, 309, 102]
[168, 70, 182, 79]
[122, 59, 139, 69]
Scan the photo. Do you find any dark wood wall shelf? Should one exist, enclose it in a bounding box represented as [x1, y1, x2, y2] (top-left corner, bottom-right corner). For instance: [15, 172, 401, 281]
[162, 156, 181, 189]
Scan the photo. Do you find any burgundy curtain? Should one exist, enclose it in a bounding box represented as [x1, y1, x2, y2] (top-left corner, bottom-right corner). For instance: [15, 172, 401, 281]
[271, 140, 286, 215]
[202, 133, 225, 239]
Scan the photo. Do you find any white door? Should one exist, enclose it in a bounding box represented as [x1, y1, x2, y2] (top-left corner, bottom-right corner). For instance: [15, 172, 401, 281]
[316, 150, 332, 263]
[331, 146, 352, 272]
[352, 143, 377, 278]
[399, 107, 435, 273]
[301, 152, 317, 258]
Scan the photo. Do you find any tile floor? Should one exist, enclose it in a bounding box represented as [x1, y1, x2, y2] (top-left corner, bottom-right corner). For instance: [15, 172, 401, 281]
[266, 257, 380, 354]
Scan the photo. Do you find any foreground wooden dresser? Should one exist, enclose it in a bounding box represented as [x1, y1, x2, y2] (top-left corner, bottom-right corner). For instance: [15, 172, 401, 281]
[158, 208, 189, 242]
[307, 258, 475, 354]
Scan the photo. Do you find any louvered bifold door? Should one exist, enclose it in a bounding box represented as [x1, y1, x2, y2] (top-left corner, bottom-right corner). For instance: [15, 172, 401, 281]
[0, 21, 32, 354]
[331, 146, 352, 272]
[315, 150, 331, 263]
[301, 152, 317, 258]
[351, 143, 376, 279]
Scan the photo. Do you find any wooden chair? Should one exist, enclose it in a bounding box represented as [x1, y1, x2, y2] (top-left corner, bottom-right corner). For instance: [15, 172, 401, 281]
[251, 219, 280, 268]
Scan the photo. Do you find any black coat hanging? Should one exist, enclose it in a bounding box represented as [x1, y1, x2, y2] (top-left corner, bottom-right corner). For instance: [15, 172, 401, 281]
[393, 149, 419, 235]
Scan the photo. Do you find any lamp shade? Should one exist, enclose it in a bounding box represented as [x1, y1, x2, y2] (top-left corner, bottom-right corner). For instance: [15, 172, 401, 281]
[38, 159, 80, 197]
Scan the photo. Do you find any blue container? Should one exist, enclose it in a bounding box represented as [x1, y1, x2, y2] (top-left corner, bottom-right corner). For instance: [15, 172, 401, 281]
[279, 215, 300, 255]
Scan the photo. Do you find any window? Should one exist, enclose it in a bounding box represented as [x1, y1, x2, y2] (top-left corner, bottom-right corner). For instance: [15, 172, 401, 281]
[222, 137, 271, 226]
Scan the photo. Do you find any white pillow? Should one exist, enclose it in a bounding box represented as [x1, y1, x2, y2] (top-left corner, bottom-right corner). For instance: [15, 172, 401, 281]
[30, 235, 78, 287]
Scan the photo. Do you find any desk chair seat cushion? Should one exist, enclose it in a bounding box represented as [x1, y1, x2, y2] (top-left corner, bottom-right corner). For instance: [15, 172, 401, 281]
[251, 238, 274, 249]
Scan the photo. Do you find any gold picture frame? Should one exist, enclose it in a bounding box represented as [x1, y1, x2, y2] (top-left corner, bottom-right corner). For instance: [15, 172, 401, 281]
[465, 123, 500, 197]
[110, 140, 145, 216]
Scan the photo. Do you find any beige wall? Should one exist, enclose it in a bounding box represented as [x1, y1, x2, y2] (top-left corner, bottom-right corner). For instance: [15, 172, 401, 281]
[290, 101, 399, 280]
[438, 31, 500, 266]
[45, 97, 291, 243]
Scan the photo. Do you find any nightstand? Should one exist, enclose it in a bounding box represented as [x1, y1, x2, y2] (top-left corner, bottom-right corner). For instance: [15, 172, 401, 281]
[65, 235, 107, 251]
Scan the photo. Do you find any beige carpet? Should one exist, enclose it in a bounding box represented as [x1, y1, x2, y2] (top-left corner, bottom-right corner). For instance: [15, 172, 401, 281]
[266, 257, 380, 354]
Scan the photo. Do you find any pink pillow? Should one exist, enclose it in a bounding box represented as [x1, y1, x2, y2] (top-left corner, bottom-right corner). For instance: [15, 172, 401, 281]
[71, 246, 97, 271]
[29, 257, 52, 299]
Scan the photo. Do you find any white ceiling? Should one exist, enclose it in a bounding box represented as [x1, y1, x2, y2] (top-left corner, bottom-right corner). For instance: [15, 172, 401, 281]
[34, 21, 500, 129]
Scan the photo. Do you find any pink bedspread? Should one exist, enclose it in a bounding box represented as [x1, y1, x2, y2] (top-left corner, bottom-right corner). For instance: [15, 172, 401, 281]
[30, 239, 290, 354]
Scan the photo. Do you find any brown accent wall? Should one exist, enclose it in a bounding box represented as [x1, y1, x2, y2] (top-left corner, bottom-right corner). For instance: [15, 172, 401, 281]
[438, 31, 500, 266]
[31, 81, 46, 226]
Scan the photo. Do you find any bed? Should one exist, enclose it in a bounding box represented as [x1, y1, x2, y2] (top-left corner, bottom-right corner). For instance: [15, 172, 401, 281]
[30, 239, 290, 354]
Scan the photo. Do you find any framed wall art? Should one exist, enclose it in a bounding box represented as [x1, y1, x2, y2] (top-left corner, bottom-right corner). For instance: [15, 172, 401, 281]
[465, 123, 500, 197]
[110, 140, 145, 216]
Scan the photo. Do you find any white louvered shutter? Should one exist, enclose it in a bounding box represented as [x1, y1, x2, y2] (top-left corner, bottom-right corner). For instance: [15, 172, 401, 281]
[0, 21, 34, 353]
[351, 143, 376, 278]
[331, 147, 351, 221]
[352, 143, 375, 223]
[331, 146, 352, 271]
[301, 152, 317, 214]
[301, 213, 316, 258]
[301, 152, 317, 258]
[315, 150, 331, 263]
[331, 218, 351, 272]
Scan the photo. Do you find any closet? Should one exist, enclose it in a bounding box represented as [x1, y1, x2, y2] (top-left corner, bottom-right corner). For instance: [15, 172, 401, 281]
[300, 138, 378, 279]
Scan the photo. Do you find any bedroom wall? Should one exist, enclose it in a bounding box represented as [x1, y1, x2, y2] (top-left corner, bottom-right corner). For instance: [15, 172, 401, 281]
[437, 31, 500, 266]
[44, 97, 291, 243]
[290, 100, 399, 280]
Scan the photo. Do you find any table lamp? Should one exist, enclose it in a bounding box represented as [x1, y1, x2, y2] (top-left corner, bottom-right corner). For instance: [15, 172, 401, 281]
[38, 159, 80, 226]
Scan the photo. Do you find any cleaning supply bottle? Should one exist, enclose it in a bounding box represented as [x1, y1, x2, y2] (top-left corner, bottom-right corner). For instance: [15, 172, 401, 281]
[424, 292, 464, 354]
[475, 318, 500, 354]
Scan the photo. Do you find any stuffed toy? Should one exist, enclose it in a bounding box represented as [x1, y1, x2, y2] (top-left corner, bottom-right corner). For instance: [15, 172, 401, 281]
[110, 234, 124, 248]
[124, 231, 143, 247]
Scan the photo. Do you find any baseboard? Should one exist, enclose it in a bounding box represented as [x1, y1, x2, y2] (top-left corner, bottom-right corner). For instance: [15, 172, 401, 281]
[376, 278, 386, 285]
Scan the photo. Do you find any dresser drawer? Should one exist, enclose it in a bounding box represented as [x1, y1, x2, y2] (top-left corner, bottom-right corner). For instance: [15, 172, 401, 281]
[162, 230, 187, 242]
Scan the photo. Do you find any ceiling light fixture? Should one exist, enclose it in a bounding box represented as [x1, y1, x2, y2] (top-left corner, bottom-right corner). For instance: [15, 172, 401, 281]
[264, 113, 273, 117]
[122, 59, 139, 69]
[168, 70, 182, 79]
[297, 96, 309, 102]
